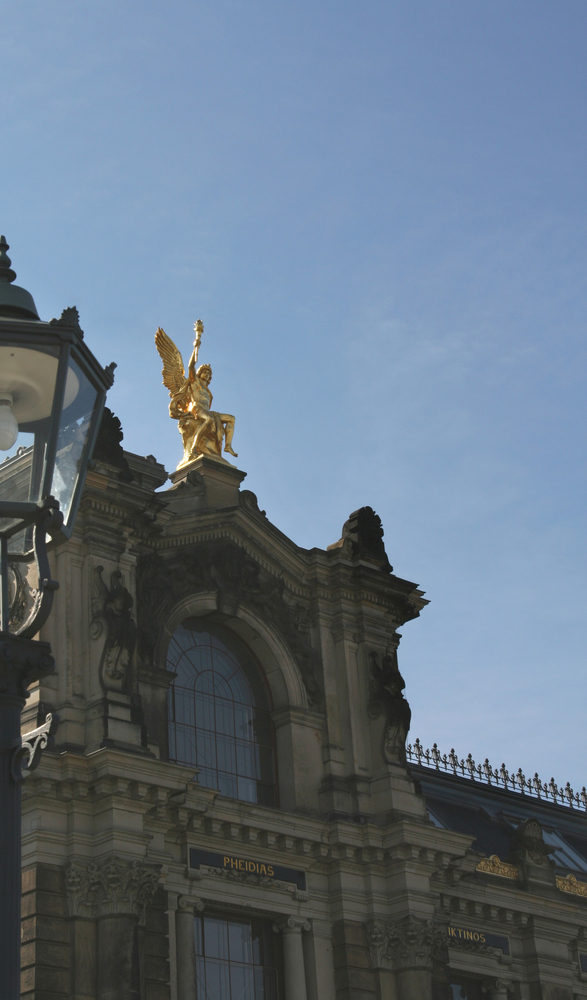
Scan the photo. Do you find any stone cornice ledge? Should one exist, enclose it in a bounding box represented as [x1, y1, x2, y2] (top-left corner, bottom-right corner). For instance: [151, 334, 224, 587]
[21, 747, 216, 811]
[381, 819, 474, 857]
[271, 706, 325, 730]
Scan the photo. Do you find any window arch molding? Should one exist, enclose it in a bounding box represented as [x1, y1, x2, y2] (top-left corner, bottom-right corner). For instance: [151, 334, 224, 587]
[156, 591, 309, 713]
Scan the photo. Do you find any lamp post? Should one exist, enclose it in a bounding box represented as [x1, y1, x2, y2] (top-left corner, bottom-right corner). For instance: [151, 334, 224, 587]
[0, 236, 113, 997]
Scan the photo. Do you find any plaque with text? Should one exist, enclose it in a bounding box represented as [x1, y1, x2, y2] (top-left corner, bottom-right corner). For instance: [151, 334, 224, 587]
[447, 925, 510, 955]
[189, 848, 307, 891]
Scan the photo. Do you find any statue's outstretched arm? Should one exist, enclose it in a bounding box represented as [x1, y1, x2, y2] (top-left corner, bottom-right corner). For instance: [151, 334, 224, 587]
[188, 345, 197, 381]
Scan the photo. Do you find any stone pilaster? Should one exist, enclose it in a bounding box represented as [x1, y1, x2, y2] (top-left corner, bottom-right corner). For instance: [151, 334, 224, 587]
[274, 917, 311, 1000]
[65, 856, 161, 1000]
[175, 894, 204, 999]
[367, 915, 446, 1000]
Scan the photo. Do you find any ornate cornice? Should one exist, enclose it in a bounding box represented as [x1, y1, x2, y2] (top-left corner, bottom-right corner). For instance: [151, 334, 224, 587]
[556, 873, 587, 897]
[66, 856, 161, 921]
[476, 855, 519, 880]
[367, 916, 446, 971]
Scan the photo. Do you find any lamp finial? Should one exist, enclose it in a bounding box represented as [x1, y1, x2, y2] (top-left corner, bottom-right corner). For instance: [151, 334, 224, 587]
[0, 237, 17, 285]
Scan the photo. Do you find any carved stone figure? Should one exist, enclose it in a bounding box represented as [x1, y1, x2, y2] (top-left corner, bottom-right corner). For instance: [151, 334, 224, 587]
[92, 406, 133, 481]
[369, 649, 411, 764]
[155, 320, 237, 469]
[342, 506, 393, 572]
[91, 565, 137, 692]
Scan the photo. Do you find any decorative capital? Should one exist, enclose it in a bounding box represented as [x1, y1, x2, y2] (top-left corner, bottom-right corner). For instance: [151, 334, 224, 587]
[481, 978, 515, 996]
[178, 894, 205, 913]
[273, 916, 311, 934]
[367, 915, 445, 971]
[66, 856, 161, 921]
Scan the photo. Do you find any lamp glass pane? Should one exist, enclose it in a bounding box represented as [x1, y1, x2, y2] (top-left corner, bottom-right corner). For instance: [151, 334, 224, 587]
[51, 357, 98, 525]
[0, 342, 62, 552]
[0, 343, 61, 428]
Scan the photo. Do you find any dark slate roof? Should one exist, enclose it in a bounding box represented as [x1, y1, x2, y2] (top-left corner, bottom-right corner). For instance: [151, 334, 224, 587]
[410, 763, 587, 876]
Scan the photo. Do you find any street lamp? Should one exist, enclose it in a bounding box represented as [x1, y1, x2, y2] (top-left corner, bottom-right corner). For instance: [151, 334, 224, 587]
[0, 236, 113, 997]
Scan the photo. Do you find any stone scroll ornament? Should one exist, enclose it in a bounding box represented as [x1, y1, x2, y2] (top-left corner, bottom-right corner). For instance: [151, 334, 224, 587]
[155, 319, 238, 470]
[368, 648, 412, 765]
[91, 566, 137, 693]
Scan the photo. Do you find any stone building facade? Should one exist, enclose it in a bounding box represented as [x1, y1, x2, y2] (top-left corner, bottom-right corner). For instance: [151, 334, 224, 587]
[19, 409, 587, 1000]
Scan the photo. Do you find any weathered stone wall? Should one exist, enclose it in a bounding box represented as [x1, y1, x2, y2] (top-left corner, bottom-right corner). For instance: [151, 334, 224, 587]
[21, 864, 69, 1000]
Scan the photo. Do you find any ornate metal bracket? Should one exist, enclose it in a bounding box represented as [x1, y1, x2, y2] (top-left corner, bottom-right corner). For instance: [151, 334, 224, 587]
[0, 498, 63, 638]
[11, 712, 59, 780]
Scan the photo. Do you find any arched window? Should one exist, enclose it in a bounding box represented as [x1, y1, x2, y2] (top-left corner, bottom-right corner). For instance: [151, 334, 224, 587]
[166, 620, 277, 807]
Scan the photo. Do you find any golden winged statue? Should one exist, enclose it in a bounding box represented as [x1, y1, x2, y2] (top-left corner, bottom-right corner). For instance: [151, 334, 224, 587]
[155, 320, 238, 470]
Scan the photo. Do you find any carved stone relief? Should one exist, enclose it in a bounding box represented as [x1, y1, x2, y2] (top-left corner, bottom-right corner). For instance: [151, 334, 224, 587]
[91, 565, 137, 692]
[136, 539, 322, 705]
[367, 915, 446, 971]
[65, 856, 160, 921]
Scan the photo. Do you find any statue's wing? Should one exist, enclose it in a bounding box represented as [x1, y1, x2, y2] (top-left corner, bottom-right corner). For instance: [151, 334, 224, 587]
[155, 327, 186, 396]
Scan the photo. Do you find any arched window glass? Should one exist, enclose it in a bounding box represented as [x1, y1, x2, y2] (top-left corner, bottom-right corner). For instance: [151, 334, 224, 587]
[167, 621, 277, 806]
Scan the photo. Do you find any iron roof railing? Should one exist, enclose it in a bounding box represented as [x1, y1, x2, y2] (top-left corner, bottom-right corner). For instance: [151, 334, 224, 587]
[406, 738, 587, 812]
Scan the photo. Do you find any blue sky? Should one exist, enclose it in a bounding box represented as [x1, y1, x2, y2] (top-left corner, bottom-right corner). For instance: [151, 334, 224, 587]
[3, 1, 586, 790]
